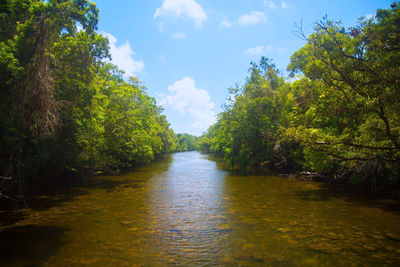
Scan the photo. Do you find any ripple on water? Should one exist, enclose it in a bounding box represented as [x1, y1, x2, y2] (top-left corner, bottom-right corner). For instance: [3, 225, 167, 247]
[0, 152, 399, 266]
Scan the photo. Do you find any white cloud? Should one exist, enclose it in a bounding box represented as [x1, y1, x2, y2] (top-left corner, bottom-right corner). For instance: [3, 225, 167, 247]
[244, 45, 265, 55]
[103, 32, 144, 77]
[264, 0, 277, 9]
[263, 0, 292, 9]
[281, 1, 288, 9]
[154, 0, 207, 27]
[158, 22, 165, 32]
[244, 45, 287, 55]
[171, 32, 186, 39]
[220, 19, 232, 28]
[265, 45, 273, 52]
[238, 11, 267, 26]
[159, 77, 216, 133]
[244, 45, 273, 55]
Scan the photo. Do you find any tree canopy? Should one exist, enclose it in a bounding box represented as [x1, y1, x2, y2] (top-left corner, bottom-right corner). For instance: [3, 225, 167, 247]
[199, 3, 400, 191]
[0, 0, 179, 203]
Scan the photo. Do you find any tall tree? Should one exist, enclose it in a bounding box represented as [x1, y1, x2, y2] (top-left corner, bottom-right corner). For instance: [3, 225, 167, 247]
[287, 5, 400, 186]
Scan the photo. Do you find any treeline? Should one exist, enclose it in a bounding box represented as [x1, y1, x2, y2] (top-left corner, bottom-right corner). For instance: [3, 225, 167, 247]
[175, 133, 198, 152]
[198, 4, 400, 191]
[0, 0, 180, 202]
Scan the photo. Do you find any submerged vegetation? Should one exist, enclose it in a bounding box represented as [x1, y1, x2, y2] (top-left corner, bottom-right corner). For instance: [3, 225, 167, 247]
[199, 3, 400, 193]
[2, 152, 400, 266]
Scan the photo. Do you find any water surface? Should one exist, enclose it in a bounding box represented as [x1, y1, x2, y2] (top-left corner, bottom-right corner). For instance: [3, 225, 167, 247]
[1, 152, 400, 266]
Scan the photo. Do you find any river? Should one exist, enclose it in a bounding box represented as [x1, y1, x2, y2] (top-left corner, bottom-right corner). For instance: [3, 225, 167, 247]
[0, 152, 399, 266]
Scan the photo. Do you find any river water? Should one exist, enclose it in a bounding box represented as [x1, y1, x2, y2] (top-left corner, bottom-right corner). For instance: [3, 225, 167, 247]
[1, 152, 400, 266]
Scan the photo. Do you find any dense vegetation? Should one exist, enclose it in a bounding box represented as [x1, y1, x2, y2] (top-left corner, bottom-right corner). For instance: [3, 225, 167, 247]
[0, 0, 185, 203]
[1, 1, 398, 203]
[198, 4, 400, 192]
[175, 133, 198, 152]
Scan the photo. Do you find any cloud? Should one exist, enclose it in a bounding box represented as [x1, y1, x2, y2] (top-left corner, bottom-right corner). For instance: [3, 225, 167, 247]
[264, 0, 292, 9]
[244, 45, 273, 55]
[158, 22, 165, 32]
[159, 77, 216, 133]
[244, 45, 287, 55]
[171, 32, 186, 39]
[103, 32, 144, 77]
[219, 19, 232, 28]
[264, 0, 277, 9]
[244, 45, 266, 55]
[238, 11, 267, 26]
[281, 1, 289, 9]
[154, 0, 207, 27]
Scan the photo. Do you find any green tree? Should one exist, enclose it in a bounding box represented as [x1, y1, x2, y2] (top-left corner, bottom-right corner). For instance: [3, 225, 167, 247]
[201, 58, 295, 171]
[175, 133, 198, 152]
[286, 5, 400, 187]
[0, 0, 106, 200]
[0, 0, 178, 203]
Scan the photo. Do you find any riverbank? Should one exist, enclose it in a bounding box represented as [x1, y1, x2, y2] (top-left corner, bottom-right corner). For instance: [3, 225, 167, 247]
[203, 152, 400, 201]
[0, 153, 175, 210]
[280, 171, 400, 202]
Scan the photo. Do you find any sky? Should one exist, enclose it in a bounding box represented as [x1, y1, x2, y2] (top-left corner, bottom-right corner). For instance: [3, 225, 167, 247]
[93, 0, 392, 136]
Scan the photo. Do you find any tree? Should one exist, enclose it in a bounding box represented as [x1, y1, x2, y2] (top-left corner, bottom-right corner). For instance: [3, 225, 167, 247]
[175, 134, 198, 152]
[0, 0, 178, 203]
[201, 3, 400, 191]
[286, 4, 400, 187]
[201, 57, 293, 171]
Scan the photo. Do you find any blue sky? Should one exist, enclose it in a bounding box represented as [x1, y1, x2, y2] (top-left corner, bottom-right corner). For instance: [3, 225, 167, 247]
[93, 0, 392, 136]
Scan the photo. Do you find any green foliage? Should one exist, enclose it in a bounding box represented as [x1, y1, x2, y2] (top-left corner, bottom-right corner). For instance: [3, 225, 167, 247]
[0, 0, 177, 202]
[286, 6, 400, 185]
[72, 73, 177, 172]
[200, 57, 298, 171]
[201, 3, 400, 190]
[175, 133, 198, 152]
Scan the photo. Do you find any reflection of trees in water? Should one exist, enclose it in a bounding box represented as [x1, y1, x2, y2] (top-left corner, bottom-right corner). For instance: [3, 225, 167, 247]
[0, 225, 67, 265]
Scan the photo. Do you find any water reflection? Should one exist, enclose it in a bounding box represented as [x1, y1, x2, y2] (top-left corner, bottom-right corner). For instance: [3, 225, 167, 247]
[0, 225, 67, 265]
[144, 152, 230, 265]
[0, 152, 399, 266]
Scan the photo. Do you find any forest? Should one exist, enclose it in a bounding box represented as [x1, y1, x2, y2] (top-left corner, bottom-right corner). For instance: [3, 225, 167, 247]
[198, 4, 400, 193]
[1, 1, 400, 266]
[1, 0, 399, 205]
[0, 0, 198, 203]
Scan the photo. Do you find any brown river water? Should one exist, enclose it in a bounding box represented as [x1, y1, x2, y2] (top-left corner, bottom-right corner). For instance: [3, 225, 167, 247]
[0, 151, 400, 266]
